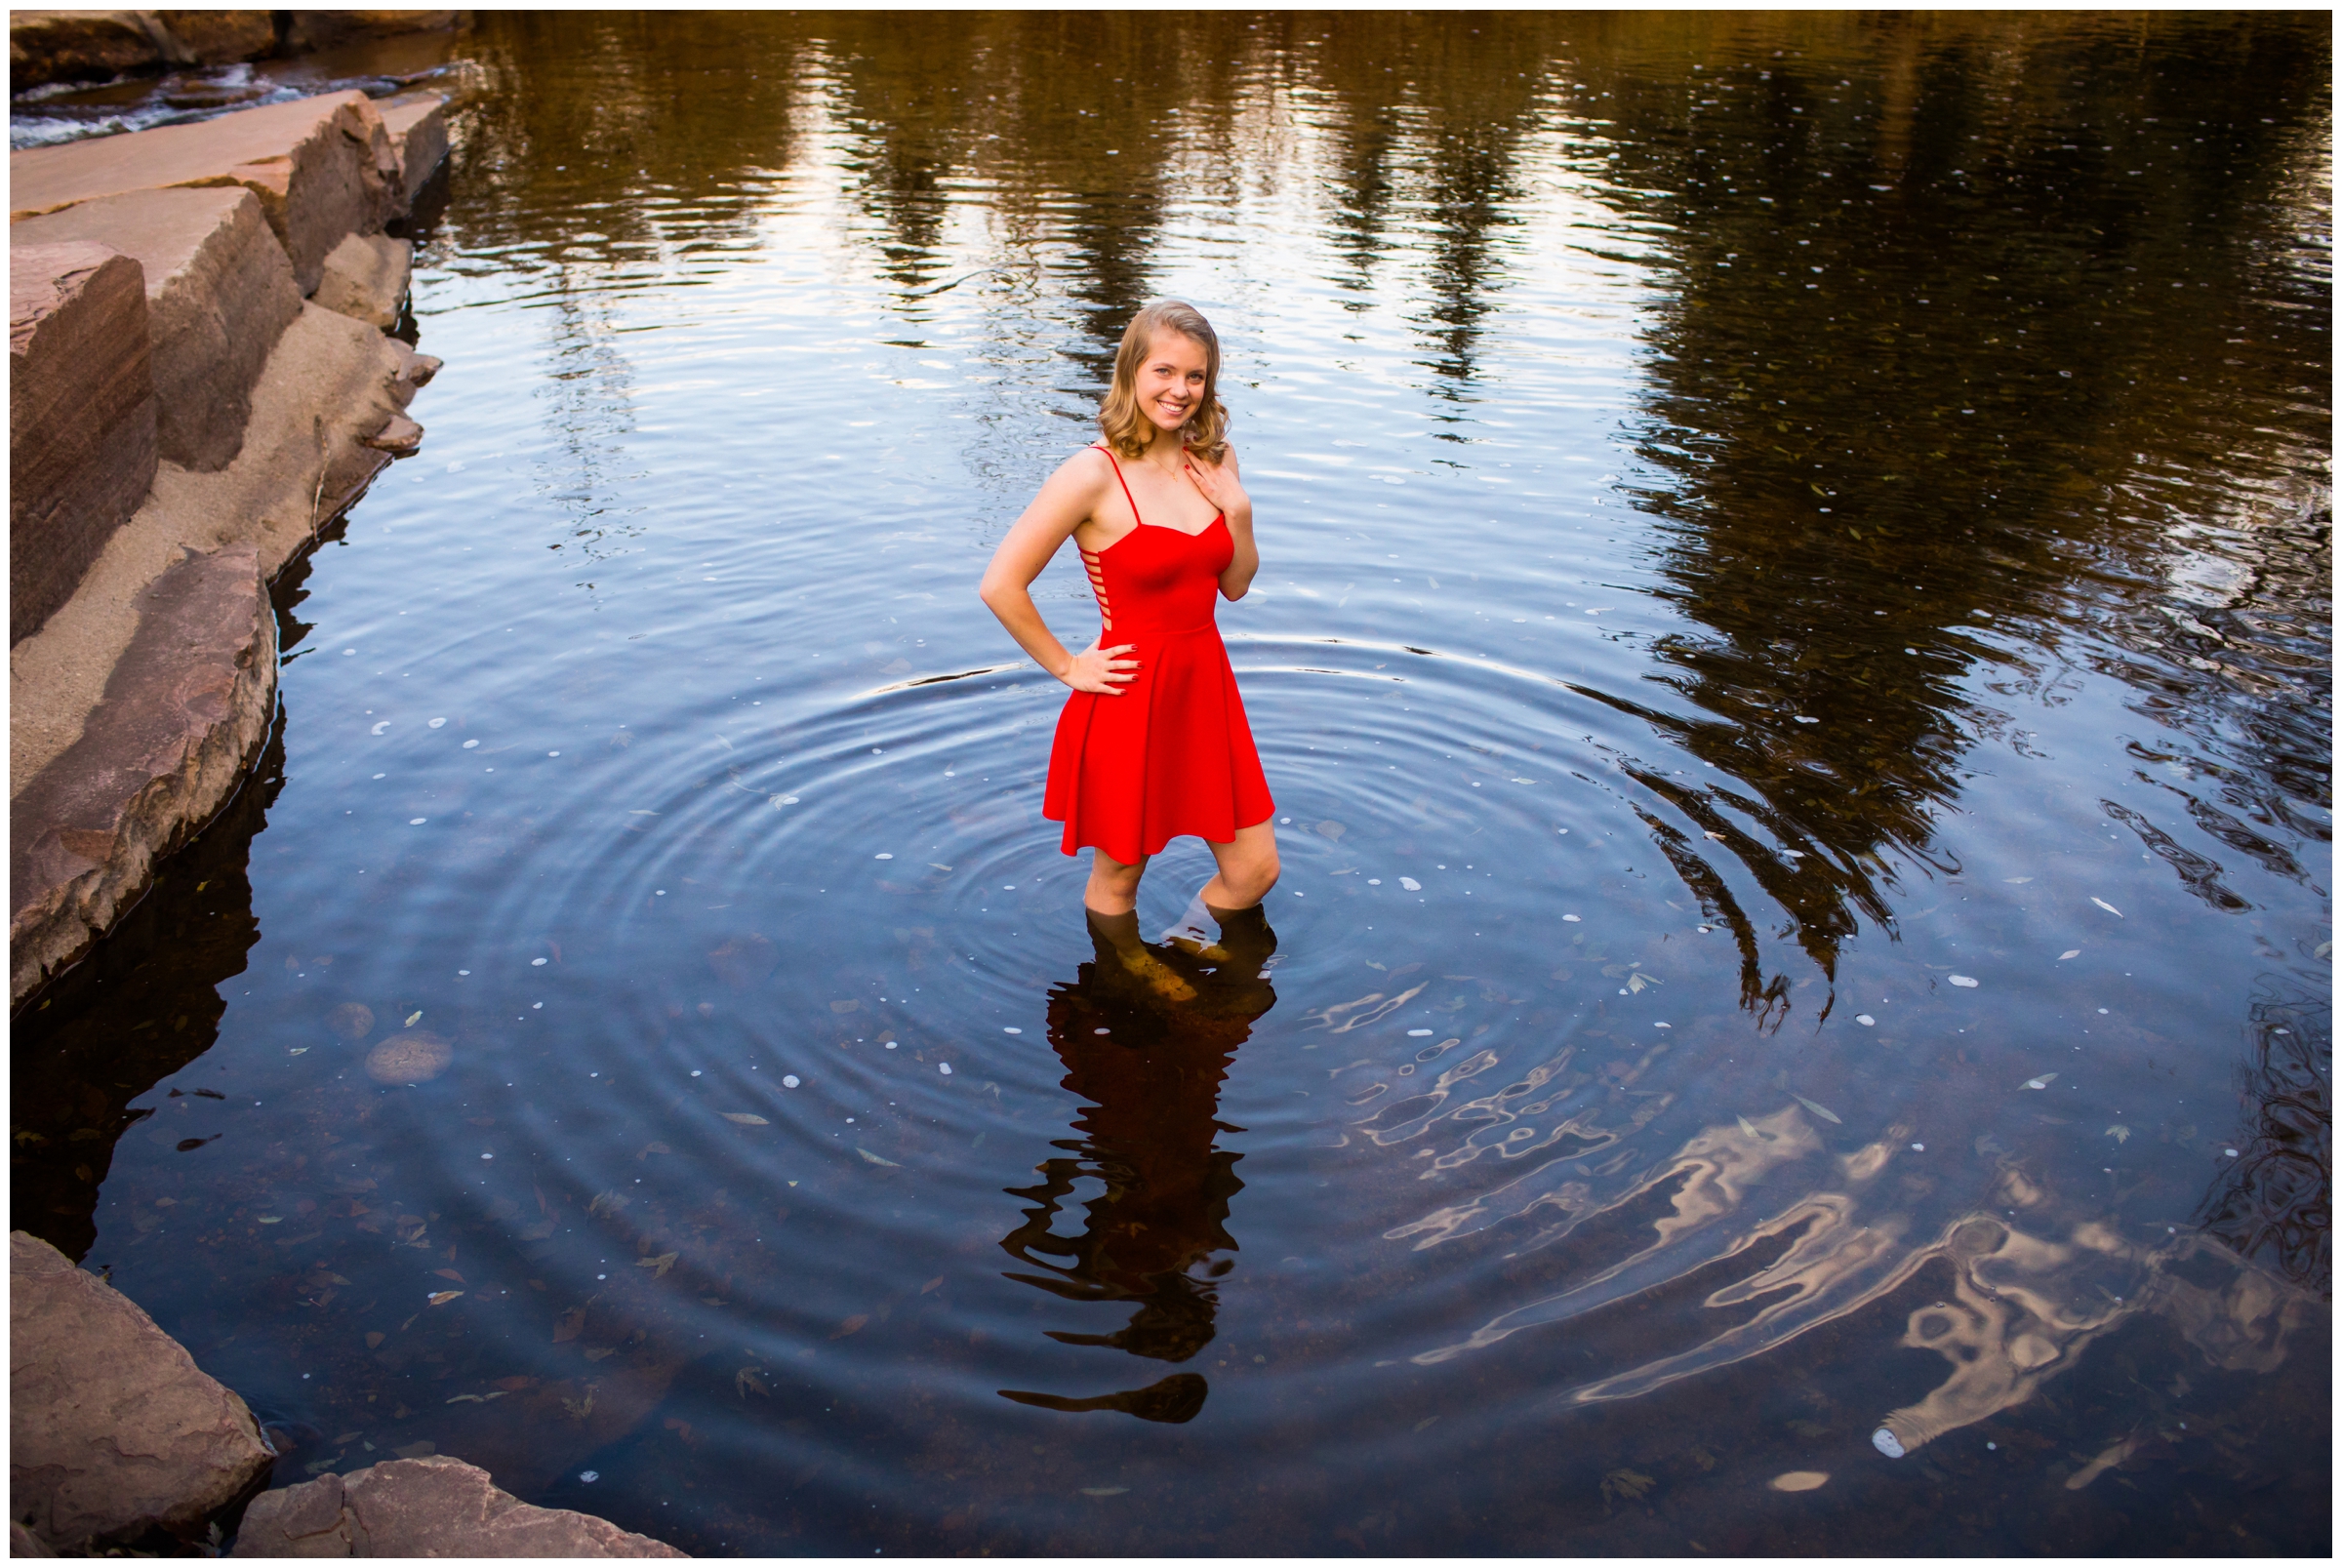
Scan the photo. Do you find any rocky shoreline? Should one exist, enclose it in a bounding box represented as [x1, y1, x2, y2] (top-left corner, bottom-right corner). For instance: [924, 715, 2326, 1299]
[9, 83, 441, 1005]
[9, 24, 689, 1556]
[12, 1231, 683, 1556]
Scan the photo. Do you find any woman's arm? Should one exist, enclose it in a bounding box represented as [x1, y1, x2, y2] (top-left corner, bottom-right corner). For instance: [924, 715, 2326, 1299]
[978, 451, 1140, 696]
[1186, 447, 1258, 600]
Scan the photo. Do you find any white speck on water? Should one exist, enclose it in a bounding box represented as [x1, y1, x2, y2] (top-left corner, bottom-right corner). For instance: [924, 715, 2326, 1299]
[2225, 1147, 2239, 1157]
[481, 1152, 493, 1160]
[783, 1075, 800, 1088]
[2091, 897, 2123, 917]
[532, 957, 547, 966]
[1003, 1026, 1023, 1035]
[691, 1069, 702, 1077]
[580, 1471, 599, 1483]
[428, 717, 447, 729]
[1561, 912, 1580, 922]
[458, 970, 469, 976]
[533, 1002, 543, 1010]
[1911, 1143, 1925, 1151]
[656, 890, 666, 896]
[1400, 877, 1423, 892]
[874, 853, 893, 861]
[409, 818, 426, 825]
[373, 773, 386, 779]
[463, 739, 478, 748]
[2059, 948, 2080, 959]
[1407, 1028, 1433, 1037]
[1368, 878, 1382, 885]
[1873, 1428, 1907, 1459]
[1949, 975, 1979, 987]
[1856, 1014, 1877, 1025]
[343, 648, 355, 655]
[546, 750, 561, 757]
[939, 1063, 952, 1075]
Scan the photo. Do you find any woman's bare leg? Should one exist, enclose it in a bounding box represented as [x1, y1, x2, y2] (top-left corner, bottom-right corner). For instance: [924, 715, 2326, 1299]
[1199, 820, 1280, 911]
[1084, 846, 1147, 917]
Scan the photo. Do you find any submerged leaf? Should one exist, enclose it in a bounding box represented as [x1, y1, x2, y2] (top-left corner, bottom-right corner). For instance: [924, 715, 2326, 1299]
[829, 1314, 869, 1340]
[2105, 1124, 2131, 1144]
[1792, 1094, 1842, 1125]
[636, 1252, 678, 1278]
[426, 1290, 464, 1307]
[2059, 949, 2081, 960]
[721, 1113, 769, 1127]
[552, 1307, 586, 1344]
[736, 1366, 770, 1398]
[1736, 1114, 1762, 1140]
[1600, 1467, 1656, 1504]
[856, 1147, 901, 1167]
[2021, 1072, 2059, 1091]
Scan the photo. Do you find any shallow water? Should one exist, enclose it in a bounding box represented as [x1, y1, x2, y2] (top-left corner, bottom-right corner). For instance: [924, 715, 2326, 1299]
[14, 12, 2331, 1554]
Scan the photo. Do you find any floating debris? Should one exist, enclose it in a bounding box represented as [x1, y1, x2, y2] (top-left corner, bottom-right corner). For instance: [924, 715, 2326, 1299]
[425, 1290, 464, 1307]
[856, 1147, 901, 1167]
[2021, 1072, 2059, 1091]
[2059, 948, 2081, 960]
[2106, 1125, 2131, 1144]
[1855, 1014, 1877, 1026]
[1792, 1094, 1842, 1125]
[1400, 877, 1423, 892]
[721, 1113, 769, 1126]
[2090, 898, 2123, 917]
[1769, 1470, 1830, 1492]
[1872, 1428, 1907, 1459]
[1949, 975, 1979, 988]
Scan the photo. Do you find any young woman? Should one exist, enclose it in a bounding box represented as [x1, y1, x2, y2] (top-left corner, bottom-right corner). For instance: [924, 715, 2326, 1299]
[979, 301, 1278, 953]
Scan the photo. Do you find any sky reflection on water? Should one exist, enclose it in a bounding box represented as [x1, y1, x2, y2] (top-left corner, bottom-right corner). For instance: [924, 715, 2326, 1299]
[12, 10, 2329, 1555]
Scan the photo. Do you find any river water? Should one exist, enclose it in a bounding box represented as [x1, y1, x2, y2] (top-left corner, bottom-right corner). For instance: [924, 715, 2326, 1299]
[14, 12, 2331, 1555]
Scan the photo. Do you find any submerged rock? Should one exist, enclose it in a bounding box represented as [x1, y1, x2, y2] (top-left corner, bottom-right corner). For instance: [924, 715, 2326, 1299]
[9, 1230, 274, 1552]
[230, 1455, 686, 1557]
[365, 1028, 452, 1083]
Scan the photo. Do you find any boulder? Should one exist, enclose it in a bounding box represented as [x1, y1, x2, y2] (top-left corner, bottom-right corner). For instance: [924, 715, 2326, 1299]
[9, 543, 276, 1002]
[311, 231, 410, 329]
[151, 12, 279, 65]
[11, 90, 398, 293]
[14, 185, 303, 471]
[377, 91, 449, 205]
[10, 1520, 58, 1556]
[8, 12, 161, 91]
[230, 1456, 686, 1557]
[10, 240, 156, 646]
[10, 1230, 274, 1551]
[278, 12, 469, 54]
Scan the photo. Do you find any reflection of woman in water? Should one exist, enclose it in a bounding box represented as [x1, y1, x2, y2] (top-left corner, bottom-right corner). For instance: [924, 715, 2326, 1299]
[996, 905, 1278, 1424]
[980, 301, 1278, 966]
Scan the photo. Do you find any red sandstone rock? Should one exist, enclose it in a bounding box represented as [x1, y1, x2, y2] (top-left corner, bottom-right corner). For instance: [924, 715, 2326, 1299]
[11, 91, 398, 293]
[230, 1456, 686, 1557]
[14, 185, 303, 471]
[9, 240, 157, 645]
[151, 12, 279, 65]
[9, 1230, 274, 1551]
[377, 90, 449, 204]
[8, 12, 162, 90]
[312, 230, 410, 329]
[9, 543, 276, 1000]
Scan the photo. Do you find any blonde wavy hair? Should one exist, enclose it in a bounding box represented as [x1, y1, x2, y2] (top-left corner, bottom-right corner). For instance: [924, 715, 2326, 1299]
[1097, 301, 1229, 463]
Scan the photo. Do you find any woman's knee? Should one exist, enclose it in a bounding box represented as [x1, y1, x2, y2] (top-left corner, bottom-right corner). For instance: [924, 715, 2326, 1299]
[1230, 846, 1279, 901]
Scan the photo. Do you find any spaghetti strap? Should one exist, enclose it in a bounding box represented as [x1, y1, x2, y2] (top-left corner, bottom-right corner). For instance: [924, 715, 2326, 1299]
[1091, 442, 1145, 529]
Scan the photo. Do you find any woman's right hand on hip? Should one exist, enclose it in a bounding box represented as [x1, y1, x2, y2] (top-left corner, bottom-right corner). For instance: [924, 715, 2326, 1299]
[1059, 641, 1139, 695]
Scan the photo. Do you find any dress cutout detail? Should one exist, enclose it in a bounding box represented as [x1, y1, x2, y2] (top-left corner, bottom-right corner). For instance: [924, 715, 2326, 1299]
[1042, 445, 1274, 863]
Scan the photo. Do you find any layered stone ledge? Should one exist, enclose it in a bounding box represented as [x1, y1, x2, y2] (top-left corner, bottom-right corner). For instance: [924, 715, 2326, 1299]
[10, 84, 450, 1005]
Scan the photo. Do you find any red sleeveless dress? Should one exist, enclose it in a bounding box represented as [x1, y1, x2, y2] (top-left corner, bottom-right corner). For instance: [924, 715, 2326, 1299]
[1042, 446, 1274, 864]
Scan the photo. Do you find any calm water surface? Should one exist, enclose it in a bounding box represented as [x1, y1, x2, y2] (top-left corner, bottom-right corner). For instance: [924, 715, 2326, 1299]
[15, 12, 2331, 1554]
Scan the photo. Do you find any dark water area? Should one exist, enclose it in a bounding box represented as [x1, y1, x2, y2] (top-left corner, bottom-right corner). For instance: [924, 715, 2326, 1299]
[13, 11, 2331, 1555]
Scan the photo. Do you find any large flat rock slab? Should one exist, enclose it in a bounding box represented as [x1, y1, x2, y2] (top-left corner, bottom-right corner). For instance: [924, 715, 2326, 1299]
[11, 90, 397, 293]
[10, 543, 277, 1001]
[10, 1230, 274, 1552]
[10, 239, 156, 646]
[231, 1456, 686, 1557]
[15, 185, 303, 471]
